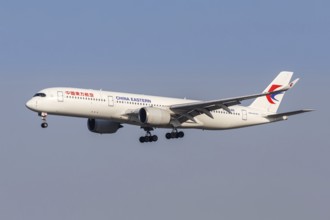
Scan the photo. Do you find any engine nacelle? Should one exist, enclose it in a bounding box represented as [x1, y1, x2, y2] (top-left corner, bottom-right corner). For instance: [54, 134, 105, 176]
[139, 107, 171, 125]
[87, 119, 123, 134]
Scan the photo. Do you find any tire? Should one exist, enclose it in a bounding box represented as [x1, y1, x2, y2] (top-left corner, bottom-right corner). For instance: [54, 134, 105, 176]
[139, 136, 145, 143]
[178, 131, 184, 138]
[171, 132, 176, 139]
[145, 136, 150, 142]
[165, 133, 171, 139]
[152, 135, 158, 142]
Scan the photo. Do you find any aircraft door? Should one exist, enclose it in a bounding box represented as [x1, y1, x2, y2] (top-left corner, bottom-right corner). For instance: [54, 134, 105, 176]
[108, 96, 114, 107]
[57, 91, 64, 102]
[242, 109, 247, 120]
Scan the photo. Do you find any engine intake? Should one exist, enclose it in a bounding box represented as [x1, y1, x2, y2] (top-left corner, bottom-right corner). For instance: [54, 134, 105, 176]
[139, 107, 171, 125]
[87, 119, 122, 134]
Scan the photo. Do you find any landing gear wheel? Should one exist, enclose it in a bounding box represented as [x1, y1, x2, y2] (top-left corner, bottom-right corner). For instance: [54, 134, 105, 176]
[139, 136, 145, 143]
[165, 129, 185, 140]
[152, 135, 158, 142]
[41, 122, 48, 128]
[171, 132, 177, 139]
[145, 136, 150, 142]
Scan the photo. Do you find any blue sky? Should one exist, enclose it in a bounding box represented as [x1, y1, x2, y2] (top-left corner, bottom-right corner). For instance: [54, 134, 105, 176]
[0, 1, 329, 220]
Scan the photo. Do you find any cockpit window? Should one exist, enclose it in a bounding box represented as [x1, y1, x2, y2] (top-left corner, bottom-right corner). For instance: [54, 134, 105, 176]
[33, 93, 46, 97]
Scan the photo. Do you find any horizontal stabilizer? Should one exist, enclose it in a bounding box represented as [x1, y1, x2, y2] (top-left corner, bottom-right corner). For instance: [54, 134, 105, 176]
[265, 109, 314, 119]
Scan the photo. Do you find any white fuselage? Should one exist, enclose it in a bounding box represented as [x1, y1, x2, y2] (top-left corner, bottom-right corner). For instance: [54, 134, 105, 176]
[26, 87, 276, 130]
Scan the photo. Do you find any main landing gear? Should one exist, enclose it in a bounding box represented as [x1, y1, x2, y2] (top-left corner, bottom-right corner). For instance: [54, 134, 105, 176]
[38, 112, 48, 128]
[139, 127, 158, 143]
[139, 128, 185, 143]
[165, 129, 184, 140]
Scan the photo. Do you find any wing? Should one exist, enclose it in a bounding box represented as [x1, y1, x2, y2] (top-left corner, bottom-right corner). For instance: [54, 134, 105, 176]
[170, 79, 298, 124]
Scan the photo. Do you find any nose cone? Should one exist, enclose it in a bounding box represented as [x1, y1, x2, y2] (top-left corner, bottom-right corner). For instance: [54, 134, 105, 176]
[26, 99, 36, 111]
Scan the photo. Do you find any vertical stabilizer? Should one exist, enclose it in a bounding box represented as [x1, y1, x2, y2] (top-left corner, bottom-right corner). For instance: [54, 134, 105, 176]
[249, 71, 293, 113]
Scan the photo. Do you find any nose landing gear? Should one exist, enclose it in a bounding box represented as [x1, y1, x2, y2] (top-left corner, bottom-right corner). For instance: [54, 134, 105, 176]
[38, 112, 48, 128]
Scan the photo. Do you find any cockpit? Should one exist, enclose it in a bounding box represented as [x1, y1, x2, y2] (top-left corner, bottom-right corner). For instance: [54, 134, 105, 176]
[33, 93, 46, 97]
[26, 91, 48, 113]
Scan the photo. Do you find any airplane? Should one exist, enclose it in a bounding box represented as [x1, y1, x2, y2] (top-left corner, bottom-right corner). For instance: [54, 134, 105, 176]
[26, 71, 313, 143]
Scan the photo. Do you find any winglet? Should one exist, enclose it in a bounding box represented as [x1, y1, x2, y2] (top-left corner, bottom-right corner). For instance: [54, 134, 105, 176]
[277, 78, 300, 92]
[289, 78, 300, 88]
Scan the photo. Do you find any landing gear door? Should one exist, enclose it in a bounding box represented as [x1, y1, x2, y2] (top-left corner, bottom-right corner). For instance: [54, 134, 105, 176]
[57, 91, 64, 102]
[108, 96, 114, 107]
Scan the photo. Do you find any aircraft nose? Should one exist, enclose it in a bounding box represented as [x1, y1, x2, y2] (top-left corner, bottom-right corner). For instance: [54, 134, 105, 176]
[25, 99, 36, 110]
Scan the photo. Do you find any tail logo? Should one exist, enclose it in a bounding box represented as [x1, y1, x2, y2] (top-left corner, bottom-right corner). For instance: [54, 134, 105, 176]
[267, 84, 282, 104]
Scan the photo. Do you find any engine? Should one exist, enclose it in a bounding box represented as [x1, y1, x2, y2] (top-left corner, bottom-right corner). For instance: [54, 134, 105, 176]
[87, 119, 123, 134]
[139, 107, 171, 125]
